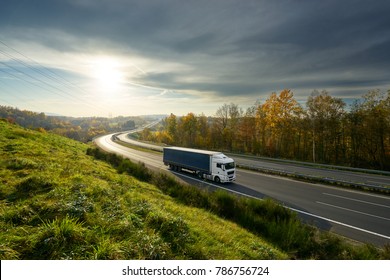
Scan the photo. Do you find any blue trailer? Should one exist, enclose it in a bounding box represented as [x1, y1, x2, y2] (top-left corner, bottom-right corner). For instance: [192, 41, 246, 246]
[163, 147, 236, 183]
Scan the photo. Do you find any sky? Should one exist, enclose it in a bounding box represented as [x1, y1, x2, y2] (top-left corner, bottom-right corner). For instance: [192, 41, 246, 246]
[0, 0, 390, 117]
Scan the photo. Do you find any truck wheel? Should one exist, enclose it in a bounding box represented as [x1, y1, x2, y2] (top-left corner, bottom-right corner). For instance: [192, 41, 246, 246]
[214, 176, 221, 183]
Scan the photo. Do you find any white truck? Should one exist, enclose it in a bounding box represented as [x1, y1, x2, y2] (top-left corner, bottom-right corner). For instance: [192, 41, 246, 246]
[163, 147, 236, 183]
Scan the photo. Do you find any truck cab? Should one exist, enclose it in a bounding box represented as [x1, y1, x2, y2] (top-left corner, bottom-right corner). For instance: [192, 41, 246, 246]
[210, 153, 236, 183]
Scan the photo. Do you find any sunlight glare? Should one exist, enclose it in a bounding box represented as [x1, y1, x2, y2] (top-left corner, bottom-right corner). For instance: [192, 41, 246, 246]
[92, 57, 124, 92]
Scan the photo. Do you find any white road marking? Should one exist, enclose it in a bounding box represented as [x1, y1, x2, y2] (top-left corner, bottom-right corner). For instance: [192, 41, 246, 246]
[323, 193, 390, 208]
[96, 135, 390, 241]
[292, 206, 390, 240]
[174, 171, 390, 240]
[316, 201, 390, 221]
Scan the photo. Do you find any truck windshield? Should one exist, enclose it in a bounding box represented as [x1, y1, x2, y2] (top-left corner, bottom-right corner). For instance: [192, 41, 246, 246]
[224, 162, 235, 170]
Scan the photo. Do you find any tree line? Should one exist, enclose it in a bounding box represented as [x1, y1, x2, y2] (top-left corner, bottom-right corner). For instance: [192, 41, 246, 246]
[0, 106, 145, 142]
[140, 89, 390, 170]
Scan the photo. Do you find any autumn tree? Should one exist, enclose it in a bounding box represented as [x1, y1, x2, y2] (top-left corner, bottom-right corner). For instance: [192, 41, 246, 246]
[238, 105, 257, 153]
[195, 113, 210, 148]
[306, 90, 345, 163]
[259, 89, 302, 157]
[178, 112, 198, 147]
[130, 88, 389, 170]
[212, 103, 229, 149]
[213, 103, 243, 150]
[164, 113, 178, 144]
[255, 102, 267, 155]
[347, 90, 390, 169]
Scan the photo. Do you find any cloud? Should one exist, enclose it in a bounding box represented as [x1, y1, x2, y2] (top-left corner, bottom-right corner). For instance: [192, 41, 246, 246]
[1, 0, 390, 116]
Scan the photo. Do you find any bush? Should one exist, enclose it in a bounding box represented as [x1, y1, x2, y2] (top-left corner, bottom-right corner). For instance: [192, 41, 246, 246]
[87, 147, 385, 259]
[87, 148, 152, 182]
[151, 173, 210, 209]
[118, 159, 152, 182]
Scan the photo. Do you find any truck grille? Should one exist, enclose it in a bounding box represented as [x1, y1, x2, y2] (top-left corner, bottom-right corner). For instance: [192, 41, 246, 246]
[227, 171, 235, 175]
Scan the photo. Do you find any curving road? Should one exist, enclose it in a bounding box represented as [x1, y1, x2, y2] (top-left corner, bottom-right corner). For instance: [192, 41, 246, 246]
[95, 133, 390, 247]
[117, 132, 390, 190]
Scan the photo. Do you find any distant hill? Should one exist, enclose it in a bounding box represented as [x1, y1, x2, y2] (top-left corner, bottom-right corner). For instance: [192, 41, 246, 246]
[0, 105, 148, 142]
[0, 120, 285, 260]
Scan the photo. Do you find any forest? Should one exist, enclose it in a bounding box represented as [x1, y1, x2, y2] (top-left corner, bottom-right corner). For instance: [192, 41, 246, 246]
[0, 106, 146, 142]
[140, 89, 390, 171]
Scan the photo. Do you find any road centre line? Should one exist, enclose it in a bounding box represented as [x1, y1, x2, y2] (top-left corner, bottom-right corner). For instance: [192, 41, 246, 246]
[323, 193, 390, 208]
[316, 201, 390, 221]
[172, 171, 390, 241]
[238, 167, 390, 200]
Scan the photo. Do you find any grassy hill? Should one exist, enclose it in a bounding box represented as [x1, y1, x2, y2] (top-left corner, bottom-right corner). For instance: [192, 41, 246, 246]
[1, 120, 389, 260]
[0, 120, 286, 259]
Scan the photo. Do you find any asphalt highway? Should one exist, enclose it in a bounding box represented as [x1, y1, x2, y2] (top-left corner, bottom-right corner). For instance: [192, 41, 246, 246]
[116, 133, 390, 190]
[95, 133, 390, 246]
[232, 155, 390, 190]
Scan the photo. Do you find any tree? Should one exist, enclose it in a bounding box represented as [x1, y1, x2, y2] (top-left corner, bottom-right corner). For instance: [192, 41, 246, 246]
[213, 103, 242, 151]
[122, 120, 135, 130]
[306, 90, 345, 163]
[255, 103, 267, 155]
[212, 104, 228, 149]
[239, 105, 257, 153]
[141, 127, 152, 141]
[179, 113, 198, 147]
[196, 114, 210, 148]
[347, 90, 390, 169]
[260, 89, 302, 157]
[165, 113, 178, 145]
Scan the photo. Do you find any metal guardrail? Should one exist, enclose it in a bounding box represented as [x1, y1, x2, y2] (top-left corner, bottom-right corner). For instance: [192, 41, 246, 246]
[110, 128, 390, 193]
[227, 152, 390, 177]
[237, 163, 390, 194]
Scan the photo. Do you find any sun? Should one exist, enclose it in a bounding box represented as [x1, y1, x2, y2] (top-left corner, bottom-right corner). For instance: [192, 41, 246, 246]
[92, 57, 124, 92]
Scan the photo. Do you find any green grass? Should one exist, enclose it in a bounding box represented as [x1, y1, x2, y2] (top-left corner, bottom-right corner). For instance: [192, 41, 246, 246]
[0, 120, 285, 260]
[1, 120, 389, 260]
[87, 146, 390, 260]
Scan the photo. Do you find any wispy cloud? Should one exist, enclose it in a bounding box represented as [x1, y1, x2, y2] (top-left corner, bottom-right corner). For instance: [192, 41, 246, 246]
[1, 0, 390, 116]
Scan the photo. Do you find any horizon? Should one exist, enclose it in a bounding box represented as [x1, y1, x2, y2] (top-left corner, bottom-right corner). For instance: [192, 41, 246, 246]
[1, 0, 390, 117]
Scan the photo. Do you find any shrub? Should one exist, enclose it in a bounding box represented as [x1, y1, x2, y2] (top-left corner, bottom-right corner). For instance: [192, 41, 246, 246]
[118, 159, 152, 182]
[211, 190, 237, 219]
[380, 244, 390, 259]
[87, 147, 385, 259]
[87, 148, 152, 182]
[152, 173, 211, 209]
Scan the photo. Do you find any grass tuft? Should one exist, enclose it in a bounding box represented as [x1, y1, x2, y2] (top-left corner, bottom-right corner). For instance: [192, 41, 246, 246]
[28, 216, 86, 259]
